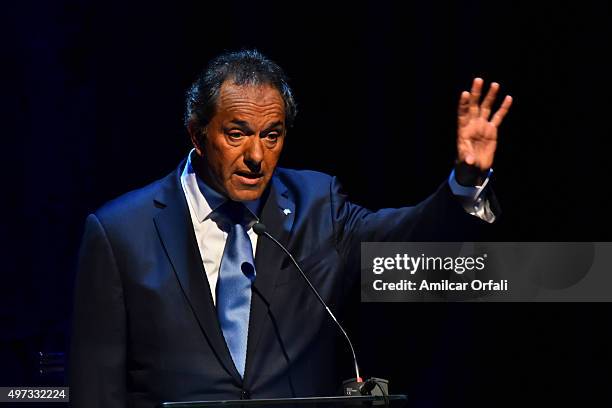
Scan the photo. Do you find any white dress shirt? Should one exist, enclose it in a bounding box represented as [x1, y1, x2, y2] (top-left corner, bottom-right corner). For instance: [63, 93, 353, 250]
[180, 150, 494, 305]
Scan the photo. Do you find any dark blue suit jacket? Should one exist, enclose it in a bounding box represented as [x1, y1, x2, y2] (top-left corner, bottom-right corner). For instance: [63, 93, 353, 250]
[69, 159, 491, 407]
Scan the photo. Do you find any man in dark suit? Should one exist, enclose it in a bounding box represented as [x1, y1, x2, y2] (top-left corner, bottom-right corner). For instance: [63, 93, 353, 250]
[69, 50, 512, 407]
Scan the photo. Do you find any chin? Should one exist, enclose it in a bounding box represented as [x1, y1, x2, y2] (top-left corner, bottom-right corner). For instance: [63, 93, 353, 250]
[229, 189, 264, 202]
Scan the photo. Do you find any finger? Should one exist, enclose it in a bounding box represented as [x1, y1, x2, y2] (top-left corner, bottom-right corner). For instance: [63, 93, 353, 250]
[469, 77, 483, 117]
[485, 121, 498, 141]
[480, 82, 499, 120]
[491, 95, 513, 127]
[458, 91, 470, 127]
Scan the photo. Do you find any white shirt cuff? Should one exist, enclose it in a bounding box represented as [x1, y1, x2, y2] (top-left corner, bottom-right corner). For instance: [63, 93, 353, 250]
[448, 168, 496, 223]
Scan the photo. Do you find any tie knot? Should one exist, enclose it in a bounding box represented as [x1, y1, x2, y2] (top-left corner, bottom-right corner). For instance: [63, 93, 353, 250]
[212, 201, 255, 230]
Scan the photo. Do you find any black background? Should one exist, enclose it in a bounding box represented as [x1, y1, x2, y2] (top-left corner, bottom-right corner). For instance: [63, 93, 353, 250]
[2, 0, 611, 406]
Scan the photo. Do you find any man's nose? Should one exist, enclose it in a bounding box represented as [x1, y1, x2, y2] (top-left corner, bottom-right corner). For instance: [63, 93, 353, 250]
[244, 137, 263, 173]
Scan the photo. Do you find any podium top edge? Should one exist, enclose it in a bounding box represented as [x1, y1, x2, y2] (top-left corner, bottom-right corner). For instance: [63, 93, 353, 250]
[161, 394, 408, 408]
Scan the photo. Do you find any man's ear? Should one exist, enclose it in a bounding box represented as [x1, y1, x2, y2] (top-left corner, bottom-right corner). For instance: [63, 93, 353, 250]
[187, 120, 205, 156]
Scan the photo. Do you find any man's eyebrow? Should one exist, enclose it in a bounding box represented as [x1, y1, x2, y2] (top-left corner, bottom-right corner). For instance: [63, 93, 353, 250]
[226, 119, 254, 133]
[225, 119, 284, 134]
[262, 121, 284, 133]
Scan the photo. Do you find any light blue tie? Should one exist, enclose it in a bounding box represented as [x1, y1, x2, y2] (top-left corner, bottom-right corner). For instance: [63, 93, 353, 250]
[214, 201, 256, 378]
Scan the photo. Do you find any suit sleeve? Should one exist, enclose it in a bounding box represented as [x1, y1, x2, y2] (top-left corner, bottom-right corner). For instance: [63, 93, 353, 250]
[69, 214, 127, 408]
[330, 177, 497, 261]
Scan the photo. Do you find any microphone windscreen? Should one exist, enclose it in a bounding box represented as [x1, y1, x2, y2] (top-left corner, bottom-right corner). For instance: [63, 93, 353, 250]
[253, 222, 267, 235]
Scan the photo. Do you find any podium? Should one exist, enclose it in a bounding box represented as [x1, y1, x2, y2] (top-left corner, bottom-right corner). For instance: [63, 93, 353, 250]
[160, 395, 408, 408]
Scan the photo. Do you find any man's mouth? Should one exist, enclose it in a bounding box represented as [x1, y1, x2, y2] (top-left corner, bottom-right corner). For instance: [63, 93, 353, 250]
[234, 171, 264, 185]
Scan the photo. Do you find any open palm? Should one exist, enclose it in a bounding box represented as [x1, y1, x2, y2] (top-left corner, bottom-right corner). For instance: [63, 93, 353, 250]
[457, 78, 513, 171]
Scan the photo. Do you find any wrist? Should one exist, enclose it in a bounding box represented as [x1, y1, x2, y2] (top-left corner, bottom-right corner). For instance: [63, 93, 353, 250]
[454, 161, 491, 187]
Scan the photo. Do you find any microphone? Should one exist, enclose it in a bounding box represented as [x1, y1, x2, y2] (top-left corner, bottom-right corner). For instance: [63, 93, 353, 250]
[253, 222, 388, 396]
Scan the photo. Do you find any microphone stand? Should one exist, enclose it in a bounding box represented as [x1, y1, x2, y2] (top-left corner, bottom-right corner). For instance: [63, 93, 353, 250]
[253, 223, 389, 397]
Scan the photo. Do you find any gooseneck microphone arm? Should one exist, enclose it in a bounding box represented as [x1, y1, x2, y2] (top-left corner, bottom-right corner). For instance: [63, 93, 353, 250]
[252, 222, 362, 383]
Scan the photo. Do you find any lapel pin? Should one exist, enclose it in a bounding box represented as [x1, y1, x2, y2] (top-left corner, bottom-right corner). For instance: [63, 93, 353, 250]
[283, 208, 292, 216]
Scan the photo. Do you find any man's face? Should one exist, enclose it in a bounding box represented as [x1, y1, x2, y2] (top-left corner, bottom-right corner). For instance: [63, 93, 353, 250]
[192, 81, 286, 201]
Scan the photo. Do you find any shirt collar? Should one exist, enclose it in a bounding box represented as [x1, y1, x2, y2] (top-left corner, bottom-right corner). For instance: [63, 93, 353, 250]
[181, 149, 262, 223]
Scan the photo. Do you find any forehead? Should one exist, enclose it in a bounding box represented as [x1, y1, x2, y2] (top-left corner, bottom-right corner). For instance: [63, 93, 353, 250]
[215, 81, 285, 122]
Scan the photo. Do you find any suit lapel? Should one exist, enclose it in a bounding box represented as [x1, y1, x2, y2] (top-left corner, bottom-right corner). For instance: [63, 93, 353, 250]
[152, 161, 242, 385]
[254, 175, 295, 300]
[244, 174, 295, 383]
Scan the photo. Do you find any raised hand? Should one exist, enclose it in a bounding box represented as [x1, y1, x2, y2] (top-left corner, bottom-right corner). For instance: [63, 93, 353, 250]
[457, 78, 513, 172]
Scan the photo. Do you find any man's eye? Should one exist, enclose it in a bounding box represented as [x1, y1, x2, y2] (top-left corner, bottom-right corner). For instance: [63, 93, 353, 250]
[228, 133, 243, 139]
[265, 133, 279, 140]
